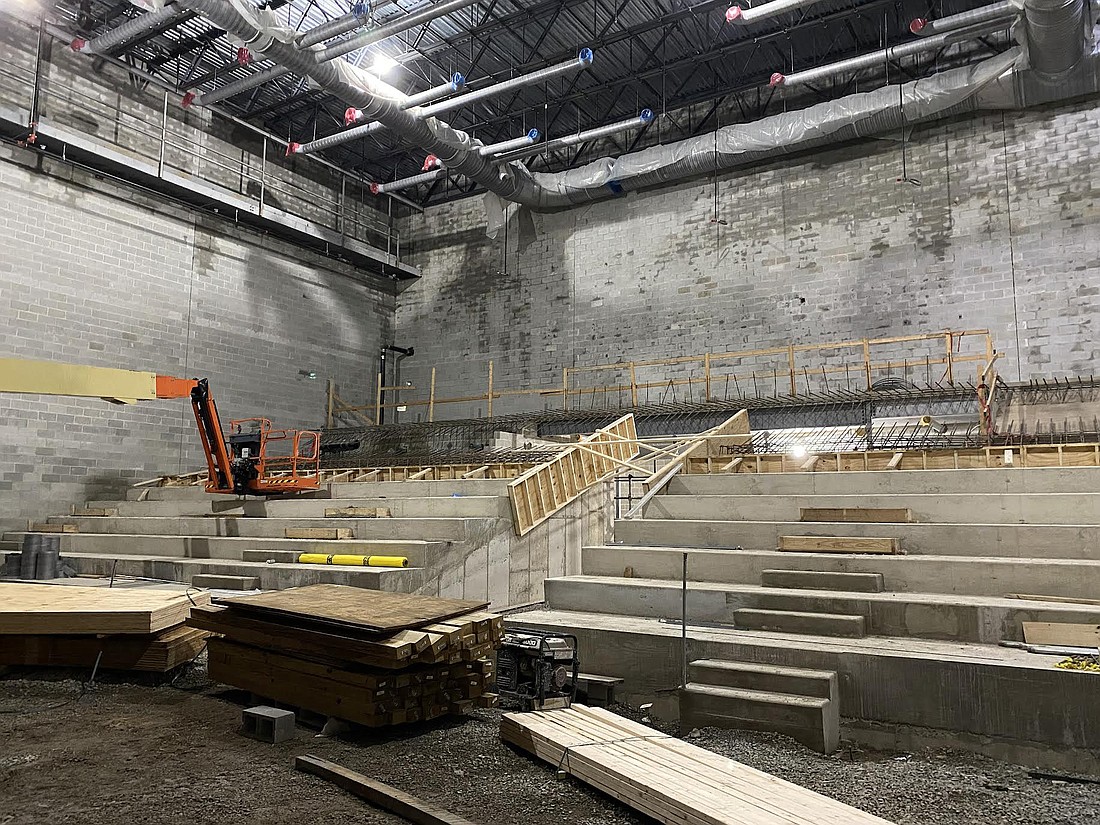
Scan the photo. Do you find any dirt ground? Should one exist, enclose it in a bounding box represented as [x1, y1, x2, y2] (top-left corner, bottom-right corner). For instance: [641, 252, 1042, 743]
[2, 662, 1099, 825]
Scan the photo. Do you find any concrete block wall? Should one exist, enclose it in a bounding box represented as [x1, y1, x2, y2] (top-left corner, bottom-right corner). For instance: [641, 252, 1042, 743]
[0, 142, 395, 532]
[395, 97, 1100, 420]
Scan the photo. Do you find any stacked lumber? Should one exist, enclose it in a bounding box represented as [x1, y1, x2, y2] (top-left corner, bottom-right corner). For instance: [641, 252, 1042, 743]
[0, 583, 210, 673]
[501, 705, 896, 825]
[187, 584, 502, 728]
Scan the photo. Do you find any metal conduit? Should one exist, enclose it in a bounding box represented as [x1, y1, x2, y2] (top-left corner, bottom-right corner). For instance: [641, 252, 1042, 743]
[725, 0, 823, 25]
[910, 0, 1018, 36]
[317, 0, 480, 63]
[771, 20, 1013, 87]
[71, 2, 187, 54]
[293, 51, 593, 155]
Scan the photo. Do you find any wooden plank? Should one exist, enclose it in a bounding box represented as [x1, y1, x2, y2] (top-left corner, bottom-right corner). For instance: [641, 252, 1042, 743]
[1007, 594, 1100, 606]
[1022, 622, 1100, 647]
[0, 626, 208, 672]
[295, 755, 482, 825]
[0, 583, 209, 635]
[886, 452, 904, 469]
[800, 507, 912, 524]
[285, 527, 354, 540]
[778, 536, 900, 554]
[215, 584, 488, 635]
[323, 507, 391, 519]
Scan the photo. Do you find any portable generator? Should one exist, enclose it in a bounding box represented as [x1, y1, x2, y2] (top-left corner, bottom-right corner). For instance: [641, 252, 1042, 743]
[495, 629, 579, 710]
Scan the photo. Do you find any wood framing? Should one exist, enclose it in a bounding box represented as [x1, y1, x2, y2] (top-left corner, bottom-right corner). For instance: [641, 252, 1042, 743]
[800, 507, 913, 524]
[508, 414, 638, 536]
[1022, 622, 1100, 647]
[778, 536, 901, 554]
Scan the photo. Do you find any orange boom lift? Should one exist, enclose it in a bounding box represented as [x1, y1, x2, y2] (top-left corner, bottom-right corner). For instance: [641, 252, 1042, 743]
[1, 358, 320, 496]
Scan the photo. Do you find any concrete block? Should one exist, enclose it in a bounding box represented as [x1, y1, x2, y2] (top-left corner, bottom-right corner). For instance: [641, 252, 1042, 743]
[760, 569, 886, 592]
[734, 608, 866, 638]
[688, 659, 838, 701]
[679, 683, 839, 754]
[192, 574, 261, 590]
[242, 705, 296, 743]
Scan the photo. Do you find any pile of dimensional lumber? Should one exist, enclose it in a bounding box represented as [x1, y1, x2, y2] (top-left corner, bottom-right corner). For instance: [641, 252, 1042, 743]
[187, 584, 501, 727]
[0, 582, 209, 672]
[502, 705, 896, 825]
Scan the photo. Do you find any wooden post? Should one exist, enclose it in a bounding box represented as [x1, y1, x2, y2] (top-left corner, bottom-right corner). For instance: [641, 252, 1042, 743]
[374, 371, 383, 426]
[863, 339, 872, 390]
[428, 367, 436, 423]
[487, 360, 494, 418]
[703, 353, 711, 401]
[629, 362, 638, 407]
[326, 379, 334, 429]
[787, 345, 796, 396]
[945, 332, 954, 384]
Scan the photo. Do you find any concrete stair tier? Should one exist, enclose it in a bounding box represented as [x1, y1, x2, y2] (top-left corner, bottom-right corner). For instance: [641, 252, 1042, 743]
[5, 475, 611, 605]
[515, 465, 1100, 770]
[680, 660, 840, 753]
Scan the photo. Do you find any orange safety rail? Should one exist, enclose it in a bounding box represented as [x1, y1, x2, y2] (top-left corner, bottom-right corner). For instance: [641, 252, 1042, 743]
[231, 417, 321, 493]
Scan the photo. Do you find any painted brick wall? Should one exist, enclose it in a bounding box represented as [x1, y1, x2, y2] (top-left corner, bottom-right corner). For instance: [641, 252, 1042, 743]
[0, 144, 394, 531]
[395, 97, 1100, 421]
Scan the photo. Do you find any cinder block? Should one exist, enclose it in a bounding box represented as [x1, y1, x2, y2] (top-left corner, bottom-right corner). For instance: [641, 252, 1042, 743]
[242, 705, 296, 744]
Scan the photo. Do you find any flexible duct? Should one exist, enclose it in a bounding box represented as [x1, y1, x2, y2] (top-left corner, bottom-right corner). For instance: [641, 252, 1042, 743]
[479, 129, 541, 156]
[372, 167, 446, 193]
[773, 20, 1014, 87]
[495, 110, 655, 164]
[1023, 0, 1085, 77]
[71, 2, 187, 53]
[910, 1, 1019, 36]
[297, 1, 371, 49]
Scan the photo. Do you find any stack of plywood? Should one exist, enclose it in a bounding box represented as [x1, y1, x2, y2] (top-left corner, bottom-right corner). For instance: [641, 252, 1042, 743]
[502, 705, 896, 825]
[0, 583, 209, 672]
[187, 584, 502, 727]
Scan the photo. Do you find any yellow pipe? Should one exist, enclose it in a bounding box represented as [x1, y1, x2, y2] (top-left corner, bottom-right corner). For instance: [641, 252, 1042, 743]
[297, 553, 408, 568]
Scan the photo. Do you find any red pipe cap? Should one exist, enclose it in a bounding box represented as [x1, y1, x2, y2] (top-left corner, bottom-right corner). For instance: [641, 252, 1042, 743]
[370, 183, 381, 195]
[769, 72, 786, 87]
[286, 142, 301, 156]
[909, 17, 928, 34]
[422, 154, 439, 171]
[236, 47, 252, 65]
[70, 37, 87, 52]
[725, 5, 743, 22]
[181, 91, 197, 108]
[344, 107, 361, 126]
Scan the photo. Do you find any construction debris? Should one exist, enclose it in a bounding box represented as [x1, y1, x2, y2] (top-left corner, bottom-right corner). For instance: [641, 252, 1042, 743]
[188, 585, 502, 727]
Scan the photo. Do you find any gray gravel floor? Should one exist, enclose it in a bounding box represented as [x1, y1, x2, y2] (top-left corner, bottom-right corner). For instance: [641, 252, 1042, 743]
[1, 662, 1098, 825]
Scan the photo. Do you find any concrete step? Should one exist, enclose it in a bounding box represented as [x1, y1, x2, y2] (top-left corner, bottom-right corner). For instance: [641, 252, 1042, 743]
[584, 544, 1100, 600]
[191, 574, 261, 590]
[125, 488, 253, 502]
[506, 609, 1100, 775]
[761, 569, 885, 592]
[644, 492, 1100, 525]
[0, 550, 422, 592]
[44, 515, 490, 542]
[665, 467, 1100, 497]
[735, 608, 866, 638]
[545, 575, 1100, 643]
[85, 499, 248, 517]
[328, 479, 512, 498]
[243, 495, 510, 519]
[614, 517, 1100, 559]
[1, 532, 449, 564]
[679, 683, 839, 754]
[688, 659, 838, 701]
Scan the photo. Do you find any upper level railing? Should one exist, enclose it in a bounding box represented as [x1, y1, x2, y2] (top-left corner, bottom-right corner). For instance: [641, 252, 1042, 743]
[0, 23, 403, 261]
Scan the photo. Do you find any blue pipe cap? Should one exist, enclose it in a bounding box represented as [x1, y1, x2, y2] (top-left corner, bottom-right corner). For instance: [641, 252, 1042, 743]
[451, 72, 466, 89]
[526, 128, 540, 141]
[351, 1, 370, 18]
[640, 108, 655, 123]
[578, 47, 594, 66]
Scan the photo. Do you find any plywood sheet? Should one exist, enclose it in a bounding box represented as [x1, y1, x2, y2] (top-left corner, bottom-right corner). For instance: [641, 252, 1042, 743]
[1022, 622, 1100, 647]
[0, 583, 209, 635]
[216, 584, 487, 634]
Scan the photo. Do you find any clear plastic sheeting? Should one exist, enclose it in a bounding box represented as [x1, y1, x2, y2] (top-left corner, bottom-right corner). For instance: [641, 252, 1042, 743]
[526, 50, 1021, 203]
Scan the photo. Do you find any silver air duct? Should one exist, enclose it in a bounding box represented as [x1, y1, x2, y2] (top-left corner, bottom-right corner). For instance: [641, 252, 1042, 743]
[1023, 0, 1085, 77]
[910, 1, 1019, 36]
[725, 0, 823, 25]
[71, 2, 188, 54]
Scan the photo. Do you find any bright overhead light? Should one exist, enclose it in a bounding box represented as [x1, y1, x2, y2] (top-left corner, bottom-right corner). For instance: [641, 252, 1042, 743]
[790, 445, 807, 459]
[372, 53, 399, 75]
